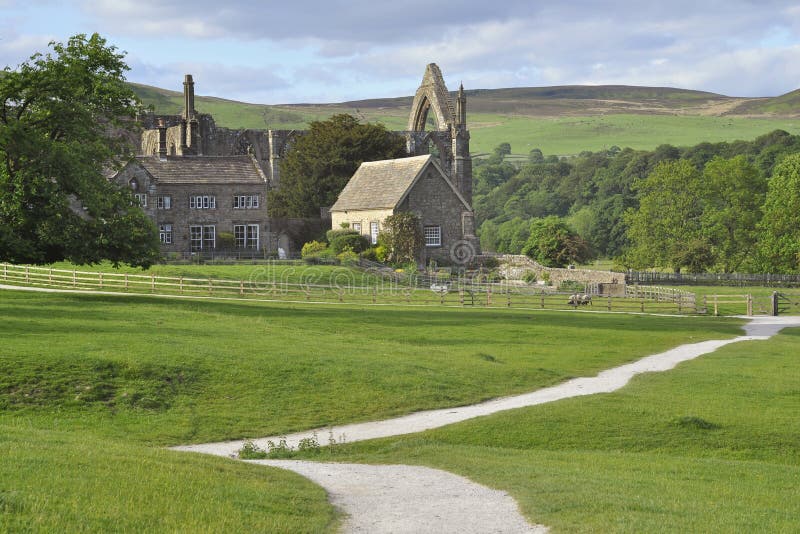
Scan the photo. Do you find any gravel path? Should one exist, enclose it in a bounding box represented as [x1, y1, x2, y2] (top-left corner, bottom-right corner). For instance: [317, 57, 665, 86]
[172, 316, 800, 533]
[251, 460, 546, 533]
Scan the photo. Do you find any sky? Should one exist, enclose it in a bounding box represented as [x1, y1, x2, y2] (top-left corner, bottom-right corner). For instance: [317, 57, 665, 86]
[2, 1, 800, 104]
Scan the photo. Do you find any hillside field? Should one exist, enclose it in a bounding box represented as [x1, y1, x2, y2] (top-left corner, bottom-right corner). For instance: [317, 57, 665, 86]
[131, 82, 800, 156]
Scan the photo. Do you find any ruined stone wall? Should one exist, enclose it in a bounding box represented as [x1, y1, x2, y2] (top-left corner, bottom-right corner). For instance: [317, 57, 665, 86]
[496, 255, 624, 292]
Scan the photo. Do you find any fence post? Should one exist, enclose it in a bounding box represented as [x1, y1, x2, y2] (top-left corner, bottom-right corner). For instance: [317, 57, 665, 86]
[48, 268, 52, 285]
[714, 295, 719, 317]
[25, 265, 29, 284]
[487, 285, 492, 306]
[179, 276, 184, 294]
[3, 264, 6, 280]
[373, 286, 377, 305]
[607, 296, 612, 311]
[99, 272, 103, 289]
[541, 295, 545, 309]
[771, 291, 779, 316]
[703, 295, 707, 314]
[151, 273, 155, 292]
[240, 280, 244, 296]
[459, 288, 464, 306]
[507, 288, 511, 308]
[208, 278, 212, 295]
[747, 294, 753, 316]
[73, 270, 77, 288]
[677, 293, 681, 314]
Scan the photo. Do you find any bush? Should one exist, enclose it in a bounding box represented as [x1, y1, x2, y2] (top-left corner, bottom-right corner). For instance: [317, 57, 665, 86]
[523, 271, 537, 284]
[327, 229, 369, 255]
[301, 240, 327, 258]
[337, 249, 359, 266]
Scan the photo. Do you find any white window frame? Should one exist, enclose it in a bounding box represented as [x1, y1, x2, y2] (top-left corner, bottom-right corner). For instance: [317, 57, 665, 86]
[233, 224, 259, 249]
[190, 195, 216, 209]
[134, 193, 147, 207]
[370, 221, 379, 245]
[424, 225, 442, 247]
[190, 225, 215, 251]
[159, 224, 173, 244]
[352, 222, 362, 233]
[234, 194, 259, 209]
[156, 195, 171, 210]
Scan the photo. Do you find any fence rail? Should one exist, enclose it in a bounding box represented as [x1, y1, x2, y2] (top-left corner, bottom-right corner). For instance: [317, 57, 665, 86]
[0, 263, 773, 316]
[625, 270, 800, 287]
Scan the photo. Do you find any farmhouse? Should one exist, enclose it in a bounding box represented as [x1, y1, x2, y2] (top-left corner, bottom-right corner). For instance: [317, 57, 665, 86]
[116, 64, 478, 260]
[331, 155, 477, 263]
[114, 154, 270, 254]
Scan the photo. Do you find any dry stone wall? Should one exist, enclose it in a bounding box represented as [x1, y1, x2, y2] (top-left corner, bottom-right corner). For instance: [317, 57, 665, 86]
[496, 255, 624, 294]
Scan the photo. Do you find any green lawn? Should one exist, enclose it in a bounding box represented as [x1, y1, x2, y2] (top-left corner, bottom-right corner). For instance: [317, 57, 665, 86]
[308, 328, 800, 533]
[0, 289, 748, 531]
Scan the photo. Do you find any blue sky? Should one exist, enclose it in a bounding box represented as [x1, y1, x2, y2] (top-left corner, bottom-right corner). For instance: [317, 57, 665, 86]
[2, 0, 800, 104]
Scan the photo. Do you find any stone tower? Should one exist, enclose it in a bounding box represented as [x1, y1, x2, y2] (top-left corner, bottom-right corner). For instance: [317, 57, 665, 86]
[406, 64, 472, 206]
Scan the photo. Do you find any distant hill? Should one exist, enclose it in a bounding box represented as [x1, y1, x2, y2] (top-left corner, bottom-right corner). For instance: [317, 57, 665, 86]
[129, 82, 800, 156]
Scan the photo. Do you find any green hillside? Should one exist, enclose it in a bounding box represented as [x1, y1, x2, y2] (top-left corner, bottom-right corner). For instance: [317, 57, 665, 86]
[129, 82, 800, 156]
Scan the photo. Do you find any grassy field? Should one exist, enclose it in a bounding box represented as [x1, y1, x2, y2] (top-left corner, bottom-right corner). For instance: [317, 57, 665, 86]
[297, 328, 800, 533]
[467, 113, 800, 156]
[0, 289, 746, 530]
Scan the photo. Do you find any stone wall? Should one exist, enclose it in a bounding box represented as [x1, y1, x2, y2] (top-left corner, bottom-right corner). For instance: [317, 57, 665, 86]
[496, 255, 625, 294]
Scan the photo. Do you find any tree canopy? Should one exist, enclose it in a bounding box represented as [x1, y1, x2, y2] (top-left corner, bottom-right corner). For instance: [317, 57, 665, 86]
[268, 114, 407, 218]
[756, 154, 800, 273]
[0, 33, 160, 267]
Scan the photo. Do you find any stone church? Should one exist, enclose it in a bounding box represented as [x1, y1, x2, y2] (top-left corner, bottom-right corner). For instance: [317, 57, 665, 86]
[113, 64, 479, 262]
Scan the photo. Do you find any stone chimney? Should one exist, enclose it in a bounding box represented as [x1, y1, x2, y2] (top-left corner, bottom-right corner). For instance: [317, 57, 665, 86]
[157, 118, 167, 159]
[180, 119, 188, 154]
[183, 74, 196, 120]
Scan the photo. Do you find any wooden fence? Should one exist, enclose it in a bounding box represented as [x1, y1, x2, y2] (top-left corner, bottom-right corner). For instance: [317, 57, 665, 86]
[0, 263, 770, 316]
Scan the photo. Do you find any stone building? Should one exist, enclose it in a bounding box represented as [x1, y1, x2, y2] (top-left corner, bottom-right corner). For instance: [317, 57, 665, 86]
[118, 64, 477, 259]
[114, 154, 272, 255]
[330, 155, 476, 264]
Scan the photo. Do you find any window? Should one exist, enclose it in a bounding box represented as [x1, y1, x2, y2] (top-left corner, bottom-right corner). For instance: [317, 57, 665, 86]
[233, 194, 259, 209]
[190, 195, 216, 209]
[159, 224, 173, 244]
[234, 224, 259, 249]
[134, 193, 147, 207]
[156, 195, 171, 210]
[352, 222, 362, 233]
[424, 225, 442, 247]
[190, 225, 215, 251]
[369, 222, 380, 245]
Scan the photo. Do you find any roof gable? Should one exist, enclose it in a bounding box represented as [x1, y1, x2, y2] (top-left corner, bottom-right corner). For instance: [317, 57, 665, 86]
[331, 155, 471, 212]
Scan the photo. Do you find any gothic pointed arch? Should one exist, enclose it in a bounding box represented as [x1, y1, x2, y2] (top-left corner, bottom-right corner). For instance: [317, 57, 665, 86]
[407, 64, 456, 132]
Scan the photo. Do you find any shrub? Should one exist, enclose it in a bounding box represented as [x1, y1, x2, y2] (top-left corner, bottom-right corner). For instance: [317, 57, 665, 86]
[337, 249, 359, 266]
[301, 240, 327, 258]
[523, 271, 537, 284]
[327, 229, 369, 255]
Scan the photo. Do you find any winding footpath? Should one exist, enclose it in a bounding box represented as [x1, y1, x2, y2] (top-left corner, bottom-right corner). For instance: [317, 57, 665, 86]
[5, 285, 798, 532]
[174, 315, 800, 533]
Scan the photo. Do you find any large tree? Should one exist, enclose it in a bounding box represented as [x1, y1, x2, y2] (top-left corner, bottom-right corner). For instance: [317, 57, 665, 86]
[756, 153, 800, 273]
[268, 114, 407, 218]
[623, 160, 709, 272]
[522, 216, 591, 268]
[0, 33, 160, 267]
[701, 155, 765, 272]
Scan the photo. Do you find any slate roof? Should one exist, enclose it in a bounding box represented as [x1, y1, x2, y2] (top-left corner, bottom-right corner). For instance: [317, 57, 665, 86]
[330, 155, 433, 211]
[134, 155, 267, 184]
